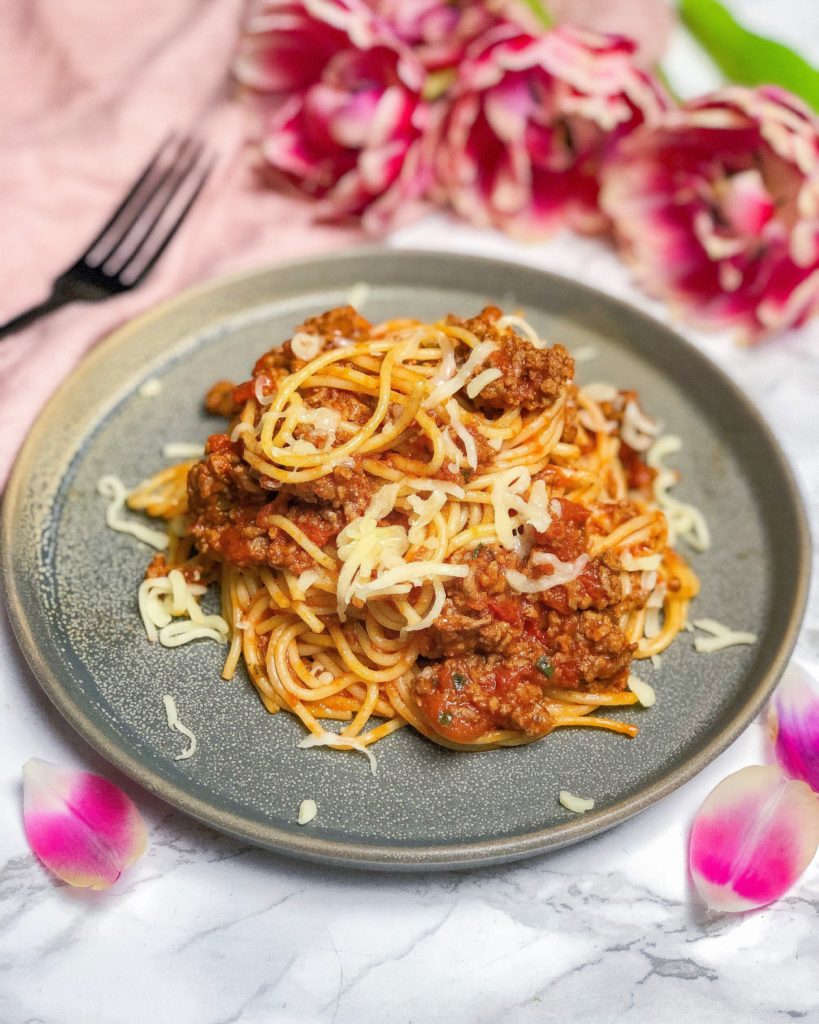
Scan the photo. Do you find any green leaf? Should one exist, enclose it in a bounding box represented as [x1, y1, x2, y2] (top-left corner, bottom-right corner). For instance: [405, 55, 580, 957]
[535, 655, 555, 679]
[680, 0, 819, 113]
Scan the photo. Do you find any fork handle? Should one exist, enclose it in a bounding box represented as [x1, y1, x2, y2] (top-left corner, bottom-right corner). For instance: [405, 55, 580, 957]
[0, 289, 75, 341]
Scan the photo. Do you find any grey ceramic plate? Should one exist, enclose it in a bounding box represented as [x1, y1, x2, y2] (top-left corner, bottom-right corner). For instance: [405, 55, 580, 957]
[2, 250, 810, 870]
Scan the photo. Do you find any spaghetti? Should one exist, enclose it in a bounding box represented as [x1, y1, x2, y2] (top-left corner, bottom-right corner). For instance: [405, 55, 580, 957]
[126, 305, 701, 761]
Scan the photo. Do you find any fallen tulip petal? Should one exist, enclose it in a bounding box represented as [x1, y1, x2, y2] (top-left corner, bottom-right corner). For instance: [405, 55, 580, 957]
[23, 759, 148, 890]
[690, 765, 819, 913]
[770, 650, 819, 793]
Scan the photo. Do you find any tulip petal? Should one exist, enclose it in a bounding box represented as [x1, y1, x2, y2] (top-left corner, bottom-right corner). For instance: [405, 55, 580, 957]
[770, 650, 819, 793]
[690, 765, 819, 913]
[23, 759, 148, 890]
[437, 24, 668, 238]
[601, 86, 819, 340]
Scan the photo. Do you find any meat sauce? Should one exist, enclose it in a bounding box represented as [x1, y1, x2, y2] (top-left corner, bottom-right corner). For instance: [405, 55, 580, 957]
[186, 305, 648, 745]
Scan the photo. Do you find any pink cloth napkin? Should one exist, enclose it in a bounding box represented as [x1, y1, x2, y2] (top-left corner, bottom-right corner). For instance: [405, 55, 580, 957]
[0, 0, 363, 489]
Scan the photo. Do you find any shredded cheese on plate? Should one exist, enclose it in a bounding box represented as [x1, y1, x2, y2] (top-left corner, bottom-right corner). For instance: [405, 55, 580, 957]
[162, 694, 198, 760]
[559, 791, 595, 814]
[693, 618, 758, 653]
[97, 475, 169, 550]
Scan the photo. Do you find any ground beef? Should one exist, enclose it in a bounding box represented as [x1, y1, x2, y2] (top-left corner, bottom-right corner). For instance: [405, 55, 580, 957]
[281, 458, 378, 522]
[534, 497, 589, 561]
[415, 543, 625, 670]
[414, 654, 554, 741]
[187, 434, 345, 574]
[204, 380, 240, 418]
[252, 306, 372, 381]
[412, 599, 635, 742]
[304, 388, 373, 431]
[448, 307, 574, 414]
[619, 441, 657, 493]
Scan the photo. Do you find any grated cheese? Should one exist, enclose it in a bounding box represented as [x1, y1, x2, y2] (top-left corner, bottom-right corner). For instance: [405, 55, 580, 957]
[297, 798, 318, 825]
[506, 555, 589, 594]
[366, 483, 402, 520]
[490, 466, 532, 550]
[255, 376, 275, 406]
[580, 383, 618, 404]
[407, 479, 466, 498]
[298, 730, 378, 775]
[621, 399, 659, 452]
[406, 490, 447, 544]
[628, 673, 656, 707]
[424, 340, 497, 407]
[466, 367, 502, 399]
[346, 281, 370, 309]
[162, 694, 198, 760]
[230, 420, 257, 443]
[495, 313, 546, 349]
[300, 405, 341, 444]
[559, 791, 595, 813]
[647, 436, 711, 552]
[353, 561, 468, 600]
[98, 475, 169, 550]
[296, 569, 322, 593]
[513, 479, 551, 533]
[138, 575, 229, 647]
[163, 442, 205, 459]
[578, 407, 617, 435]
[440, 427, 463, 473]
[621, 552, 662, 572]
[290, 331, 322, 361]
[692, 618, 758, 653]
[138, 377, 163, 398]
[446, 399, 478, 470]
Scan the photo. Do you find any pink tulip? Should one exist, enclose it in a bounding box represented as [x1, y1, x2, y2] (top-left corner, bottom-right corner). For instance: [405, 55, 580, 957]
[234, 0, 435, 234]
[770, 650, 819, 793]
[601, 87, 819, 341]
[369, 0, 498, 71]
[435, 24, 668, 238]
[689, 765, 819, 913]
[23, 759, 148, 890]
[546, 0, 675, 69]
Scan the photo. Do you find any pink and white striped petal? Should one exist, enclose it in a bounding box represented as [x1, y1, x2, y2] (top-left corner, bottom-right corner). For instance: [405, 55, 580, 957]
[770, 650, 819, 793]
[23, 759, 148, 890]
[690, 765, 819, 913]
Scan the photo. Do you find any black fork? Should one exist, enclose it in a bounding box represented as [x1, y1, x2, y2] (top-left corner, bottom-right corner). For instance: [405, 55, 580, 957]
[0, 135, 212, 340]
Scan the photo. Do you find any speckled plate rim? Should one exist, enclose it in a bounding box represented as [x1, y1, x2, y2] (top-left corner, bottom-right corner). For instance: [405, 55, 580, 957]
[1, 248, 811, 871]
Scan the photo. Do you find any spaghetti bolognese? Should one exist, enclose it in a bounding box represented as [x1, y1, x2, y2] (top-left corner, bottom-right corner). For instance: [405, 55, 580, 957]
[123, 304, 700, 762]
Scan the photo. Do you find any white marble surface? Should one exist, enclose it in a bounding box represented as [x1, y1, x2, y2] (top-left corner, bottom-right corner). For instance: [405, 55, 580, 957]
[2, 3, 819, 1022]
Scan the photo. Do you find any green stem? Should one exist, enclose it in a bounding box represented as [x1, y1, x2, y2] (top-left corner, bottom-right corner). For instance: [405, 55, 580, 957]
[680, 0, 819, 113]
[655, 65, 681, 103]
[517, 0, 553, 30]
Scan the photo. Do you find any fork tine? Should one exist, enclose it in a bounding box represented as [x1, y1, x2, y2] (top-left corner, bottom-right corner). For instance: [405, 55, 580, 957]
[120, 156, 213, 288]
[105, 140, 205, 278]
[95, 137, 200, 271]
[81, 134, 179, 260]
